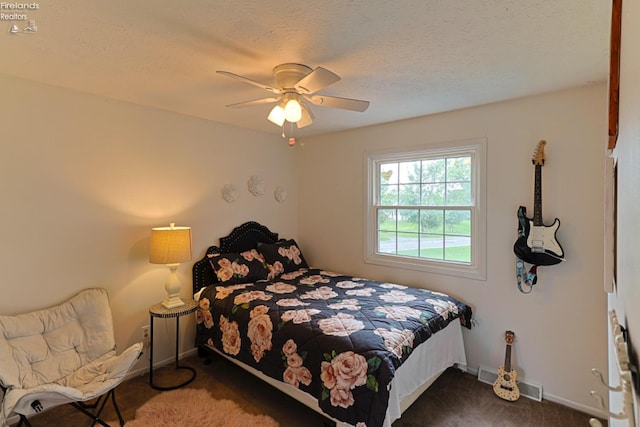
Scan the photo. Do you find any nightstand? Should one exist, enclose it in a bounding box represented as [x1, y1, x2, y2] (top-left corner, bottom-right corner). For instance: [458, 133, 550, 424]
[148, 300, 198, 390]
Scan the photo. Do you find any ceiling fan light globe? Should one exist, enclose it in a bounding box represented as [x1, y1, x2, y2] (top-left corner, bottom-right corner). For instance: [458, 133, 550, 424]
[284, 99, 302, 123]
[268, 105, 286, 126]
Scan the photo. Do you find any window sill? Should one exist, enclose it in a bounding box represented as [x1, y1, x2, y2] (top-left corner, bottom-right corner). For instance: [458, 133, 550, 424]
[364, 252, 486, 281]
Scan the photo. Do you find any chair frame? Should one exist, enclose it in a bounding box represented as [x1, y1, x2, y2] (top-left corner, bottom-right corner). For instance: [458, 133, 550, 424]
[2, 382, 126, 427]
[0, 289, 141, 427]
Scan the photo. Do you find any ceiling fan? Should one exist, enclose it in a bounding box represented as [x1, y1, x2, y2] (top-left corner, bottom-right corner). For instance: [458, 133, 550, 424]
[216, 63, 369, 129]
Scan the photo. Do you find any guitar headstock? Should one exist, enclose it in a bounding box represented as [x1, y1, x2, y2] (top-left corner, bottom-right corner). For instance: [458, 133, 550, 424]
[532, 140, 546, 166]
[505, 330, 515, 345]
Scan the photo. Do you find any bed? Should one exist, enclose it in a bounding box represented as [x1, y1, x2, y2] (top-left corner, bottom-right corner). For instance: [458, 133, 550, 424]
[192, 221, 472, 427]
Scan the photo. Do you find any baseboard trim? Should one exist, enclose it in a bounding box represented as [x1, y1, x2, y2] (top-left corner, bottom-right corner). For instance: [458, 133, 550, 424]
[543, 391, 608, 420]
[467, 365, 608, 420]
[127, 346, 199, 380]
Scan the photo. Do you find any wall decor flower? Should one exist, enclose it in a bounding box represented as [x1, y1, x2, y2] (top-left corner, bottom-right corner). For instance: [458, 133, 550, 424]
[274, 186, 287, 203]
[248, 175, 265, 196]
[222, 184, 239, 203]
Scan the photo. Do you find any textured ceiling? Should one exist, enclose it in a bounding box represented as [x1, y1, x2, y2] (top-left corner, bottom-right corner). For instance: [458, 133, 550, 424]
[1, 0, 611, 137]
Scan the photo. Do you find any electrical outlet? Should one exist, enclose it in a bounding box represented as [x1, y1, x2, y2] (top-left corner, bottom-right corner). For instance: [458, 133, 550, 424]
[140, 325, 151, 363]
[141, 325, 150, 342]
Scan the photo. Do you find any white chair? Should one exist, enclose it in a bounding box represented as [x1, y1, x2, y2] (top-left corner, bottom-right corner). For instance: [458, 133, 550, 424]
[0, 288, 143, 427]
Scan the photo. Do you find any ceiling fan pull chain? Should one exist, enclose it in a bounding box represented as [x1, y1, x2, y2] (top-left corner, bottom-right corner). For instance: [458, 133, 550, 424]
[288, 122, 296, 146]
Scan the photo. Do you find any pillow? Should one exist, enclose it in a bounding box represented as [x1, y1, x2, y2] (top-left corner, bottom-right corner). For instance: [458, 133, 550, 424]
[208, 249, 269, 284]
[258, 239, 309, 277]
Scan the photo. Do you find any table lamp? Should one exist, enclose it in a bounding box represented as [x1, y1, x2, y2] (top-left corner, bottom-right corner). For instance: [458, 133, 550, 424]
[149, 223, 192, 308]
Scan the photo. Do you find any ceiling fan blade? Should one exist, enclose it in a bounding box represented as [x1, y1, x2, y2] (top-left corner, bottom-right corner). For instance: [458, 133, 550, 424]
[294, 67, 341, 94]
[226, 97, 280, 108]
[296, 103, 314, 128]
[306, 94, 370, 112]
[217, 70, 280, 94]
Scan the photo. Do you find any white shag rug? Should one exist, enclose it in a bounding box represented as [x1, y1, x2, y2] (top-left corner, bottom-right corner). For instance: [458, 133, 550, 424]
[118, 388, 279, 427]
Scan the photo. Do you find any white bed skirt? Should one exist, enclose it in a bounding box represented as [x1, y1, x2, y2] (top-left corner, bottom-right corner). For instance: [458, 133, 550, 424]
[203, 320, 467, 427]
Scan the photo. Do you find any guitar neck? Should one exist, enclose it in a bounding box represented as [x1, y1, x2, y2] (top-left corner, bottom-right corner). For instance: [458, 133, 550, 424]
[504, 344, 512, 372]
[533, 164, 542, 226]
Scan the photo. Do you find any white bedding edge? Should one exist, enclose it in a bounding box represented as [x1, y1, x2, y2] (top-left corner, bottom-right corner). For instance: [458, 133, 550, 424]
[200, 318, 467, 427]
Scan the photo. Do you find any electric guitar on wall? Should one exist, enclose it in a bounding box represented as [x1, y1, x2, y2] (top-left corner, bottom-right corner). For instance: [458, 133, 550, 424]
[513, 140, 564, 266]
[493, 330, 520, 401]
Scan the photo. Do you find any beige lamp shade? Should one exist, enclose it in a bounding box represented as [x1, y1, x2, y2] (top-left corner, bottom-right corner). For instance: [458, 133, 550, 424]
[149, 223, 192, 265]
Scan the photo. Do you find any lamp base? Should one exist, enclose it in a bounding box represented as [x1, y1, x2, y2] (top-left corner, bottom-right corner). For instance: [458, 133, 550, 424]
[162, 295, 185, 309]
[162, 263, 185, 309]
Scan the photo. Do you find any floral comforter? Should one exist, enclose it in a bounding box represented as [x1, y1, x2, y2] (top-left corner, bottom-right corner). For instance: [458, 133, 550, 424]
[196, 268, 472, 427]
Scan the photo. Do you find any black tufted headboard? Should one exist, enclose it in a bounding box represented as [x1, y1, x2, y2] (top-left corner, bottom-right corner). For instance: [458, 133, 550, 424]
[192, 221, 282, 294]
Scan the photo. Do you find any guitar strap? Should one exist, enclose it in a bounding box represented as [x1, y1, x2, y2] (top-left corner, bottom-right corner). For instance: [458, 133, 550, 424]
[515, 206, 538, 294]
[516, 257, 537, 294]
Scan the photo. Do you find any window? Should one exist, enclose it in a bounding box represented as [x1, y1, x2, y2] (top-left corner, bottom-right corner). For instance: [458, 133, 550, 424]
[365, 138, 486, 280]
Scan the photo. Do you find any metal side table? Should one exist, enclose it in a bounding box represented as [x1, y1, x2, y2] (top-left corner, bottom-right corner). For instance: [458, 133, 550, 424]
[148, 300, 198, 390]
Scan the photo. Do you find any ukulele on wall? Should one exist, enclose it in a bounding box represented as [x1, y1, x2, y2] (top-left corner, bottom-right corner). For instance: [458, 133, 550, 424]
[513, 140, 564, 266]
[493, 330, 520, 401]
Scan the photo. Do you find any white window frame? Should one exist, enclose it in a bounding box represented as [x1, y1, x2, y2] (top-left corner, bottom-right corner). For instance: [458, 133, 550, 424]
[364, 137, 487, 280]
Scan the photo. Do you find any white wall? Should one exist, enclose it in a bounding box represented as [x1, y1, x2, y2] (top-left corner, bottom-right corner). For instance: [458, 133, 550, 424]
[608, 0, 640, 424]
[0, 71, 610, 415]
[0, 73, 298, 370]
[297, 84, 608, 415]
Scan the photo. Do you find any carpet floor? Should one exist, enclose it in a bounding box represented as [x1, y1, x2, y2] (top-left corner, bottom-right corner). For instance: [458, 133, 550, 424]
[112, 388, 279, 427]
[15, 353, 606, 427]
